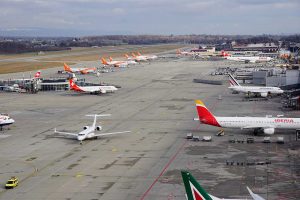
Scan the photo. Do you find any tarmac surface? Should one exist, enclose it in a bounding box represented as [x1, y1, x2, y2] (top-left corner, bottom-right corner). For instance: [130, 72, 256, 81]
[0, 55, 299, 200]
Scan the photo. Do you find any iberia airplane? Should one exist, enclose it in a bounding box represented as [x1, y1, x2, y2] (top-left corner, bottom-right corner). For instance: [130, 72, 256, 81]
[64, 63, 96, 74]
[69, 78, 117, 94]
[101, 57, 128, 67]
[228, 74, 284, 97]
[195, 100, 300, 135]
[54, 114, 130, 144]
[181, 170, 265, 200]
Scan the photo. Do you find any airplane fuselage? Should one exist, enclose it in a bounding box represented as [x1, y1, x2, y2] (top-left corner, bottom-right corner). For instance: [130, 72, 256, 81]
[229, 86, 284, 95]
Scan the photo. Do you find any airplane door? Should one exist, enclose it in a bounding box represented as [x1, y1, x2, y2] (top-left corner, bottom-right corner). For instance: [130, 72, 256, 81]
[296, 129, 300, 141]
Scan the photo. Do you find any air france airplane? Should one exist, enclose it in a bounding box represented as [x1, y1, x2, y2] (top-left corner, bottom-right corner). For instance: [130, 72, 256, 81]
[228, 74, 284, 97]
[195, 100, 300, 135]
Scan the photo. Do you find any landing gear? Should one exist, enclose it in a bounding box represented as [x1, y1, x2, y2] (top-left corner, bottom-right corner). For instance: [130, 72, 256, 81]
[217, 129, 225, 136]
[80, 141, 83, 145]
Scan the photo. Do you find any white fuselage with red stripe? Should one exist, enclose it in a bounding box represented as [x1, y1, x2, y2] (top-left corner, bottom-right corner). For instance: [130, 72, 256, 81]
[195, 100, 300, 134]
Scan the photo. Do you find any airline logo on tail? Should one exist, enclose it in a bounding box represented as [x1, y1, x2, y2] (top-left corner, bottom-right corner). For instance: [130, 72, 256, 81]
[228, 74, 240, 87]
[195, 100, 220, 127]
[64, 63, 72, 72]
[101, 58, 109, 65]
[34, 71, 41, 78]
[69, 79, 83, 92]
[181, 171, 213, 200]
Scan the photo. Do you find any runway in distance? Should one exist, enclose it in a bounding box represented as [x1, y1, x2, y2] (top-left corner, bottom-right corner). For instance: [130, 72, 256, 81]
[54, 114, 130, 144]
[181, 170, 265, 200]
[228, 74, 284, 97]
[195, 100, 300, 135]
[0, 114, 15, 131]
[64, 63, 96, 74]
[69, 78, 118, 94]
[221, 51, 272, 63]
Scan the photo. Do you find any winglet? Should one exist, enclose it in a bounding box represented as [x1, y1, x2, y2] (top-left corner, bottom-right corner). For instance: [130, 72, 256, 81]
[246, 187, 265, 200]
[195, 100, 206, 107]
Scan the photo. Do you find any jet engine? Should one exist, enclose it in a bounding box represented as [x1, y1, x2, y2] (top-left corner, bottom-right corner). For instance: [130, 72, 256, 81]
[263, 128, 275, 135]
[260, 92, 268, 97]
[83, 126, 89, 130]
[96, 126, 102, 131]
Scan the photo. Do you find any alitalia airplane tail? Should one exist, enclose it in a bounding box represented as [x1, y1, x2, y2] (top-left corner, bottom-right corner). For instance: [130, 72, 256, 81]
[181, 171, 213, 200]
[195, 100, 221, 127]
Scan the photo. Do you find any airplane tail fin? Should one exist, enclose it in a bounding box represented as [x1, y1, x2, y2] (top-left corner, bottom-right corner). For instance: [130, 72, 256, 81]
[109, 57, 113, 62]
[131, 53, 136, 58]
[176, 49, 181, 55]
[246, 187, 265, 200]
[181, 171, 213, 200]
[228, 74, 240, 86]
[69, 78, 82, 92]
[137, 52, 142, 56]
[124, 54, 129, 59]
[86, 114, 111, 128]
[34, 70, 41, 78]
[195, 100, 220, 127]
[221, 50, 230, 57]
[101, 57, 108, 65]
[64, 63, 71, 72]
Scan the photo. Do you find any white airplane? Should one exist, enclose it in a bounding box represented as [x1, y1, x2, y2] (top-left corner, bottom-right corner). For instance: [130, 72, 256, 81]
[176, 49, 194, 56]
[109, 56, 137, 65]
[195, 99, 300, 135]
[181, 170, 265, 200]
[221, 51, 272, 63]
[0, 114, 15, 131]
[136, 52, 158, 60]
[228, 74, 284, 97]
[69, 78, 117, 94]
[130, 53, 149, 62]
[54, 114, 130, 144]
[64, 63, 96, 74]
[101, 57, 128, 67]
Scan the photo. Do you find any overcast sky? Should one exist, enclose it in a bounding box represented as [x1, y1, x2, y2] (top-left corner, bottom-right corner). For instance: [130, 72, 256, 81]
[0, 0, 300, 36]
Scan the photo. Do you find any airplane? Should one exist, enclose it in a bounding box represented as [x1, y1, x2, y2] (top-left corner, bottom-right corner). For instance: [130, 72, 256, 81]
[228, 74, 284, 97]
[34, 70, 41, 78]
[101, 57, 128, 67]
[131, 53, 149, 62]
[176, 49, 194, 56]
[64, 63, 96, 74]
[54, 114, 130, 144]
[0, 114, 15, 131]
[69, 78, 117, 94]
[181, 170, 265, 200]
[136, 52, 158, 60]
[221, 51, 272, 63]
[109, 57, 137, 65]
[194, 99, 300, 135]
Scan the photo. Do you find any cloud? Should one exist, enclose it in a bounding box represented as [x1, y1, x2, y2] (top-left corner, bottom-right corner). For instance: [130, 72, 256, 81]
[0, 0, 299, 36]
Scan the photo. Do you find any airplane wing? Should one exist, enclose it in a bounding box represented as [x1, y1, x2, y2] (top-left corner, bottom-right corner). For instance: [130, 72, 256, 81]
[246, 187, 265, 200]
[94, 131, 131, 137]
[54, 128, 77, 137]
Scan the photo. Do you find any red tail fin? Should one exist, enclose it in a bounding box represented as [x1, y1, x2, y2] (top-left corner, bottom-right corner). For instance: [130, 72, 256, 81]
[34, 71, 41, 78]
[195, 100, 220, 127]
[69, 79, 83, 92]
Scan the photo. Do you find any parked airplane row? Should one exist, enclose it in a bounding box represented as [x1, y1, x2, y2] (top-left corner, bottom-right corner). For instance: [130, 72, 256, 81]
[221, 51, 272, 63]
